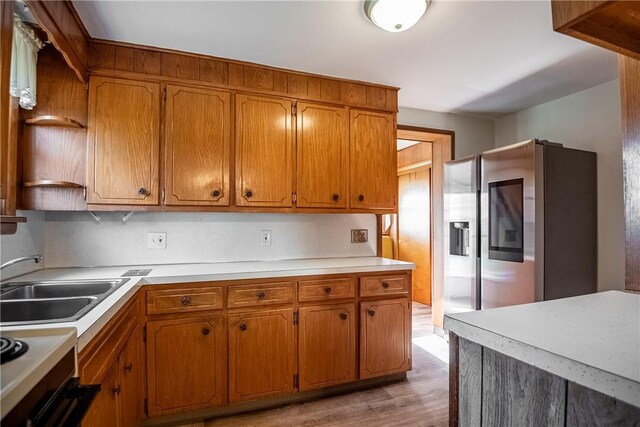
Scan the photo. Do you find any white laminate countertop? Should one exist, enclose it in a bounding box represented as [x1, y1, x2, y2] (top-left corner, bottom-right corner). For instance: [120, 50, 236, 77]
[0, 328, 76, 419]
[444, 291, 640, 407]
[1, 257, 414, 352]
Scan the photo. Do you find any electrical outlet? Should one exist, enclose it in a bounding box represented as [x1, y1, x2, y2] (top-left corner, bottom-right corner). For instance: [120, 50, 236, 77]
[261, 230, 272, 247]
[147, 232, 167, 249]
[351, 229, 368, 243]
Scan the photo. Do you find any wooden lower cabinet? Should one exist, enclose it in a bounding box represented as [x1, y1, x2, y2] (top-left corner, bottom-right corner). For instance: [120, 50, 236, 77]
[359, 298, 411, 379]
[298, 303, 356, 391]
[146, 315, 226, 416]
[228, 308, 296, 403]
[83, 360, 120, 427]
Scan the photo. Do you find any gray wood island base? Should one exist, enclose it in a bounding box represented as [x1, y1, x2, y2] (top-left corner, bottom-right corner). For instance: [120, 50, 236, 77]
[445, 292, 640, 427]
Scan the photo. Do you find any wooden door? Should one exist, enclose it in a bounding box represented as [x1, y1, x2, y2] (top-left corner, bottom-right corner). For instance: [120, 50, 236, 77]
[118, 326, 145, 427]
[298, 303, 356, 390]
[228, 308, 296, 403]
[235, 94, 294, 207]
[83, 360, 120, 427]
[398, 168, 432, 305]
[296, 102, 348, 208]
[146, 316, 226, 416]
[87, 76, 160, 205]
[360, 298, 411, 379]
[350, 109, 397, 210]
[164, 85, 231, 206]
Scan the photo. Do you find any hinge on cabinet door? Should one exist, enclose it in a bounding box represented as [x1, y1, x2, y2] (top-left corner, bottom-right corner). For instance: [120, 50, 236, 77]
[144, 398, 148, 416]
[163, 87, 167, 102]
[161, 189, 165, 202]
[293, 311, 299, 325]
[293, 374, 299, 389]
[292, 104, 297, 117]
[143, 325, 147, 343]
[292, 192, 297, 205]
[82, 187, 86, 201]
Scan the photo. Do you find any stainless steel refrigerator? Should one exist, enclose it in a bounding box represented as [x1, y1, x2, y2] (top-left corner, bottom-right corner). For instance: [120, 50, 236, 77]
[444, 139, 597, 316]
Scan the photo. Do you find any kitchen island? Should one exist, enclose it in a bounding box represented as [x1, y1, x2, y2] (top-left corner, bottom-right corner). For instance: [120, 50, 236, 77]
[445, 291, 640, 426]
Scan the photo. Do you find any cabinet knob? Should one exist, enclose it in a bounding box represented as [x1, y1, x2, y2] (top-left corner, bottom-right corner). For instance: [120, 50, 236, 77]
[245, 190, 253, 198]
[382, 282, 390, 289]
[358, 194, 365, 202]
[340, 313, 348, 320]
[332, 194, 340, 202]
[257, 291, 266, 300]
[239, 323, 247, 331]
[211, 189, 221, 198]
[124, 363, 133, 373]
[138, 187, 148, 196]
[112, 385, 121, 395]
[324, 287, 332, 294]
[202, 327, 210, 336]
[181, 296, 190, 305]
[367, 309, 376, 317]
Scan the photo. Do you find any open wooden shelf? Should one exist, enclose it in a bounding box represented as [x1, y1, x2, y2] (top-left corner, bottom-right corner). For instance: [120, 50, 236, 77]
[24, 115, 85, 128]
[22, 180, 84, 189]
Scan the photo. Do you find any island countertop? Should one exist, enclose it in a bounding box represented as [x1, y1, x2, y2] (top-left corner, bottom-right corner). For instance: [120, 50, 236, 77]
[444, 291, 640, 407]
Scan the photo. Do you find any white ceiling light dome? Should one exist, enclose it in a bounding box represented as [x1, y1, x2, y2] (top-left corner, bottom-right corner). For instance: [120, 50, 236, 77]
[364, 0, 430, 33]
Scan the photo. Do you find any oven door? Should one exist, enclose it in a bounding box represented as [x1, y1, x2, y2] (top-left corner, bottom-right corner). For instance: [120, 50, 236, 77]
[31, 378, 99, 427]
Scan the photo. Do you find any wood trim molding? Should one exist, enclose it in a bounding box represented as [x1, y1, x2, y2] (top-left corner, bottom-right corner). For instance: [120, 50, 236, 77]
[25, 0, 90, 82]
[87, 39, 399, 112]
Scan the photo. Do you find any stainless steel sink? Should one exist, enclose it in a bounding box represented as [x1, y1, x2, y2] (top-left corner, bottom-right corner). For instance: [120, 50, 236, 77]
[0, 278, 130, 326]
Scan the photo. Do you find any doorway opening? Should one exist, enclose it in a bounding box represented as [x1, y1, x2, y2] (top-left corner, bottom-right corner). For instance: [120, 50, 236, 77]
[379, 125, 454, 344]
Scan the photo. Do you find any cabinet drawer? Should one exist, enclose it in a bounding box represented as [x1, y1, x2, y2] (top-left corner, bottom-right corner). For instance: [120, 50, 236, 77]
[227, 282, 295, 308]
[147, 286, 223, 315]
[298, 278, 355, 302]
[360, 275, 409, 297]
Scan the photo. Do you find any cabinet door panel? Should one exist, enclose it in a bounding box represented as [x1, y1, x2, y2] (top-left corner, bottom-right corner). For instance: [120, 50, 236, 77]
[299, 303, 356, 390]
[360, 298, 411, 379]
[228, 308, 295, 402]
[164, 85, 231, 206]
[87, 76, 160, 205]
[118, 326, 145, 427]
[350, 110, 397, 210]
[83, 360, 120, 427]
[147, 316, 226, 416]
[235, 94, 293, 207]
[296, 102, 348, 208]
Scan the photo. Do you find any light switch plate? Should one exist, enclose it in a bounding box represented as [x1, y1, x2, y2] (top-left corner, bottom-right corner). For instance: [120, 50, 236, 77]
[351, 229, 368, 243]
[147, 232, 167, 249]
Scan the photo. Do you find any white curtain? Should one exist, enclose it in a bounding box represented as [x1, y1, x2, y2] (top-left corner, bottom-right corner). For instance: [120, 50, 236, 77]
[10, 14, 44, 110]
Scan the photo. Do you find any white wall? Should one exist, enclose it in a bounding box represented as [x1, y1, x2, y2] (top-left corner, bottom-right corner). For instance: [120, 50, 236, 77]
[43, 212, 376, 268]
[0, 210, 45, 279]
[398, 107, 496, 159]
[495, 79, 624, 292]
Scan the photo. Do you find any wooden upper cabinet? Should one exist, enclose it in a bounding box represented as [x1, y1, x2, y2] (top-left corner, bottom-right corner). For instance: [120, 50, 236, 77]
[164, 85, 231, 206]
[296, 102, 348, 208]
[350, 109, 397, 210]
[87, 76, 160, 205]
[147, 316, 226, 416]
[235, 94, 294, 207]
[360, 298, 411, 379]
[228, 308, 296, 403]
[298, 303, 356, 391]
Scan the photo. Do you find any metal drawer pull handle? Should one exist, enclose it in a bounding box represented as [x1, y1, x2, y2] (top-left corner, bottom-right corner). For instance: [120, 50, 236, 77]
[138, 188, 148, 196]
[212, 189, 221, 198]
[245, 190, 253, 198]
[332, 194, 340, 202]
[382, 282, 390, 289]
[181, 296, 191, 305]
[340, 313, 348, 320]
[324, 287, 332, 294]
[257, 291, 266, 299]
[367, 309, 376, 317]
[358, 194, 364, 202]
[124, 363, 133, 373]
[239, 323, 247, 331]
[202, 328, 210, 336]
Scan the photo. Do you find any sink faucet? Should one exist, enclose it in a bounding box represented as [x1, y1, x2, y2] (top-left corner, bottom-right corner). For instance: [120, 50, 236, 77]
[1, 254, 43, 271]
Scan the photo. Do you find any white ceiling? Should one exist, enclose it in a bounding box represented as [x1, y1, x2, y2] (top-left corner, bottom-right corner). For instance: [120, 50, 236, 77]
[72, 0, 618, 118]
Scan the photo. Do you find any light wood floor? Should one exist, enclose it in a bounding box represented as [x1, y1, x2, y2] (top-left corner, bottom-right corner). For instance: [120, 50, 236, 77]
[181, 303, 448, 427]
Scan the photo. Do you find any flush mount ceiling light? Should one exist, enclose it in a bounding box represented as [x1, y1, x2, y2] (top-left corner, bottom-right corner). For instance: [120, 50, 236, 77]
[364, 0, 430, 33]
